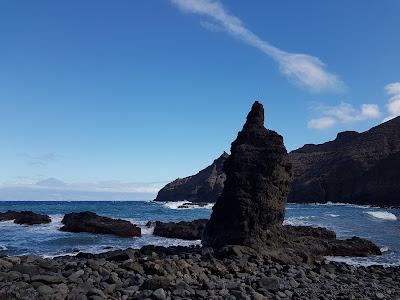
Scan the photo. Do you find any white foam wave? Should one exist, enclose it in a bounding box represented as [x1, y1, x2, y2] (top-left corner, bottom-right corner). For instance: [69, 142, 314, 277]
[325, 214, 340, 217]
[162, 201, 214, 210]
[0, 245, 8, 251]
[365, 211, 397, 221]
[140, 224, 155, 235]
[24, 214, 64, 233]
[283, 216, 314, 226]
[315, 201, 371, 209]
[380, 246, 389, 253]
[325, 256, 389, 267]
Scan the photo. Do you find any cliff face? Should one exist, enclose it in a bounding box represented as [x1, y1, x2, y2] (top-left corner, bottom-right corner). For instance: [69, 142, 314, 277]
[154, 152, 228, 203]
[288, 116, 400, 206]
[155, 116, 400, 207]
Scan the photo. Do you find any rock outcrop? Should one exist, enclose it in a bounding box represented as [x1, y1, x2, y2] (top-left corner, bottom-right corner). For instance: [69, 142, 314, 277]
[152, 219, 208, 240]
[199, 101, 381, 263]
[281, 226, 381, 263]
[202, 101, 292, 248]
[60, 212, 141, 237]
[0, 210, 51, 225]
[156, 116, 400, 207]
[288, 116, 400, 206]
[154, 152, 228, 203]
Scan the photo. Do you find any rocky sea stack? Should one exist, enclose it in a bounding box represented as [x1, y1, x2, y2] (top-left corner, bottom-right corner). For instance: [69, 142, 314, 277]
[203, 101, 292, 248]
[201, 101, 380, 263]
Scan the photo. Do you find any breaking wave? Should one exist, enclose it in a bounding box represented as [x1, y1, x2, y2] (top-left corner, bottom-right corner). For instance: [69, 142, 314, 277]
[162, 201, 214, 210]
[365, 211, 397, 221]
[325, 213, 340, 217]
[283, 216, 315, 226]
[314, 202, 371, 209]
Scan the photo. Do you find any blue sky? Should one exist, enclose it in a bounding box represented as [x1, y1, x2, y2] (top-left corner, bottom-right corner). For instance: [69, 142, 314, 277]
[0, 1, 399, 199]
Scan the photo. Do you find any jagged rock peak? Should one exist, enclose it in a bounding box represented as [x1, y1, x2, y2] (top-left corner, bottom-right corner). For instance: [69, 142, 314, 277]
[244, 100, 264, 128]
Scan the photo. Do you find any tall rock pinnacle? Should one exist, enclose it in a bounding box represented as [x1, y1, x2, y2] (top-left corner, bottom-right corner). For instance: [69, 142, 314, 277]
[202, 101, 292, 248]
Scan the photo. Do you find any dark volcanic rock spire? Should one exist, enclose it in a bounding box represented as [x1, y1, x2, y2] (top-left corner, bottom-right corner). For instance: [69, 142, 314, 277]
[202, 101, 292, 248]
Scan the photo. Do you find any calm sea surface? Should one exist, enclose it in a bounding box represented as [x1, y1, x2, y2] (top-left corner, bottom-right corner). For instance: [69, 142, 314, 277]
[0, 201, 399, 266]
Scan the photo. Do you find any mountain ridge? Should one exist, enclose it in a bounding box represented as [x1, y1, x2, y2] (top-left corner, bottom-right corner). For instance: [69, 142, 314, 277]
[154, 116, 400, 207]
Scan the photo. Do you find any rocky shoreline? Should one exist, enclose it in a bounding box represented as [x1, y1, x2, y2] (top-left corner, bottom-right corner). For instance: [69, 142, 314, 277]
[0, 245, 399, 300]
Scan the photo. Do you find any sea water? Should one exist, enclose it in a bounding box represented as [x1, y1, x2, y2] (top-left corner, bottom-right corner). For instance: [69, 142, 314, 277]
[0, 201, 399, 266]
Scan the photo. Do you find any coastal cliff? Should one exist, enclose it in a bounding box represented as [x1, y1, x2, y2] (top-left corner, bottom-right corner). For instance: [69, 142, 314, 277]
[289, 116, 400, 206]
[154, 152, 228, 203]
[155, 116, 400, 207]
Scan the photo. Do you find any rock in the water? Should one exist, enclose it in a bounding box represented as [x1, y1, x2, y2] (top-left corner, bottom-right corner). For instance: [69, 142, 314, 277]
[60, 211, 141, 237]
[0, 210, 51, 225]
[153, 219, 208, 240]
[154, 152, 228, 203]
[281, 226, 381, 263]
[202, 101, 292, 248]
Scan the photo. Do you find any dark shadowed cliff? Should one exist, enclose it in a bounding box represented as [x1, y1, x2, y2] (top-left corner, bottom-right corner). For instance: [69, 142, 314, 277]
[154, 152, 228, 203]
[155, 116, 400, 207]
[288, 116, 400, 206]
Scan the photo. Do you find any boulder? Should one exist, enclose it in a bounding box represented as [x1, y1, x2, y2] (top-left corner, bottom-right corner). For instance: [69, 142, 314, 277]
[153, 219, 208, 240]
[60, 211, 141, 237]
[202, 101, 292, 248]
[0, 210, 51, 225]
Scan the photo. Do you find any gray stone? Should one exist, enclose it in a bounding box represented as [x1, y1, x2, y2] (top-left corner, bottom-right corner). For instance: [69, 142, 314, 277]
[31, 274, 63, 284]
[68, 269, 84, 281]
[376, 292, 385, 299]
[289, 279, 300, 288]
[257, 276, 281, 292]
[37, 284, 54, 295]
[153, 288, 167, 300]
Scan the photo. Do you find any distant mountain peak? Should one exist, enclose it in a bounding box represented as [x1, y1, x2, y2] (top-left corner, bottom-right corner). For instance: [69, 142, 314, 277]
[36, 177, 67, 187]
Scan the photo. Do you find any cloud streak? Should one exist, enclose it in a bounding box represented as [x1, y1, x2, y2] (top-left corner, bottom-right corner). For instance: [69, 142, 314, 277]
[383, 82, 400, 122]
[308, 102, 381, 130]
[171, 0, 344, 92]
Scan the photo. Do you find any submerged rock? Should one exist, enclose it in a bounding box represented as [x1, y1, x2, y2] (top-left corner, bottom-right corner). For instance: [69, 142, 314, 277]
[60, 211, 141, 237]
[0, 210, 51, 225]
[153, 219, 208, 240]
[202, 101, 292, 248]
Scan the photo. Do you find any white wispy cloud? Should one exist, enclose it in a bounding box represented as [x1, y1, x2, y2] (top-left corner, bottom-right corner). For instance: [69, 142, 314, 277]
[307, 117, 336, 130]
[308, 102, 381, 130]
[171, 0, 344, 92]
[383, 82, 400, 122]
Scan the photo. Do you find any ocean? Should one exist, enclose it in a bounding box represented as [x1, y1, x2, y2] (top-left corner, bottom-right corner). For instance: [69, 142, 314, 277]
[0, 201, 399, 266]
